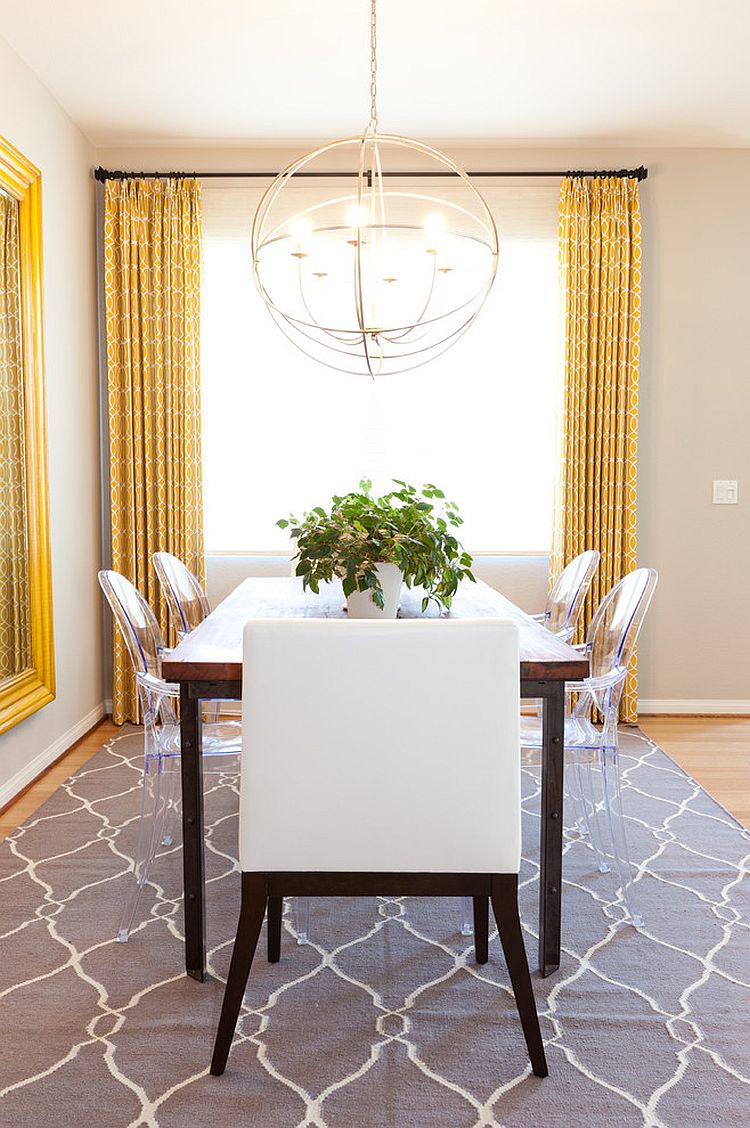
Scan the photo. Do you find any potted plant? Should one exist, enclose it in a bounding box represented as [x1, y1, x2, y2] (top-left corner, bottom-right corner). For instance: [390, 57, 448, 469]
[277, 479, 476, 618]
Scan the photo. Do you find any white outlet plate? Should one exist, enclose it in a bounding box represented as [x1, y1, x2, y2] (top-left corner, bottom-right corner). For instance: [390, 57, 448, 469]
[713, 479, 738, 504]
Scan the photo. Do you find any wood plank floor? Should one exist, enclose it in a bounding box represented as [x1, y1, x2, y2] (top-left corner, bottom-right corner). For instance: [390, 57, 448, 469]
[1, 716, 748, 840]
[0, 719, 119, 839]
[639, 716, 750, 829]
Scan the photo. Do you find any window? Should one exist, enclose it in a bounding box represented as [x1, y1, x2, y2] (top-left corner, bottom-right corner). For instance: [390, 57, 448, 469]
[201, 181, 560, 553]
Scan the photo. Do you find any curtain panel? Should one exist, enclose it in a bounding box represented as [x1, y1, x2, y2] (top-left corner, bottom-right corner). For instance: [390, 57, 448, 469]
[103, 178, 204, 723]
[0, 192, 31, 679]
[551, 177, 642, 721]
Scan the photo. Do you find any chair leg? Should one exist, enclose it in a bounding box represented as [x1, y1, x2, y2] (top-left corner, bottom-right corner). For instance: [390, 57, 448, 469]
[267, 896, 283, 962]
[563, 756, 586, 834]
[159, 756, 181, 847]
[600, 748, 643, 928]
[473, 896, 489, 964]
[490, 875, 548, 1078]
[293, 896, 310, 944]
[117, 753, 168, 943]
[211, 873, 268, 1076]
[459, 896, 473, 936]
[573, 747, 610, 872]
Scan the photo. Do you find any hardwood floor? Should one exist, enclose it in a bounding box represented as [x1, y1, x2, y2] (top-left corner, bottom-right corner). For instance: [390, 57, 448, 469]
[0, 719, 119, 840]
[640, 716, 750, 828]
[1, 716, 748, 840]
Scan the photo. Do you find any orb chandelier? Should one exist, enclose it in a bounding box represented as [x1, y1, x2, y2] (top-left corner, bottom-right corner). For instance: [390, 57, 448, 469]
[251, 0, 498, 377]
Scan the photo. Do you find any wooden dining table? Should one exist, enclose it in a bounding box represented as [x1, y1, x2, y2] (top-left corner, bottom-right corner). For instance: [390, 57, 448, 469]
[162, 576, 589, 982]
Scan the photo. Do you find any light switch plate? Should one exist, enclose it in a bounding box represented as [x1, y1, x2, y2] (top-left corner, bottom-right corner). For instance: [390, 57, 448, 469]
[713, 479, 738, 504]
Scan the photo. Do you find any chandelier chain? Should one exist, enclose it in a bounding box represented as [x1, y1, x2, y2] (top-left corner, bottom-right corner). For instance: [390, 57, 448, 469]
[368, 0, 378, 132]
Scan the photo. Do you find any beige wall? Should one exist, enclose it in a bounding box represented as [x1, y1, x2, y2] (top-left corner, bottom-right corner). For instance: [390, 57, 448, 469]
[0, 38, 102, 802]
[632, 149, 750, 708]
[96, 143, 750, 710]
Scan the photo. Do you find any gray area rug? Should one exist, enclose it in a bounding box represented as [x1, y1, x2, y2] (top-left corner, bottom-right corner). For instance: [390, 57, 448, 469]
[0, 727, 748, 1127]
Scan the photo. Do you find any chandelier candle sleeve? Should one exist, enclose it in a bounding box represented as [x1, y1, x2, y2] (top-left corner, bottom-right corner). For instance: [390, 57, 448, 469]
[250, 1, 498, 377]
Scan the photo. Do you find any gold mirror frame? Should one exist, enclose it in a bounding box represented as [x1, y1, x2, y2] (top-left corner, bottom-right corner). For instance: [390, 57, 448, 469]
[0, 135, 54, 734]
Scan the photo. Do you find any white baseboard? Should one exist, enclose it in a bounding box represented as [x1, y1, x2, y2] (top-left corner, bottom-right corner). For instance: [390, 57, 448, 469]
[638, 699, 750, 716]
[0, 702, 107, 810]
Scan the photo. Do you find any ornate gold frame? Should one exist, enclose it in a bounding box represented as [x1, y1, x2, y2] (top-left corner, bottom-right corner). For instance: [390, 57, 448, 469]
[0, 134, 55, 735]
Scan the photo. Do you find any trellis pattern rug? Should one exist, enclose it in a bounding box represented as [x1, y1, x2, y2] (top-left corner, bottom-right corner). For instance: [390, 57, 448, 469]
[0, 727, 748, 1127]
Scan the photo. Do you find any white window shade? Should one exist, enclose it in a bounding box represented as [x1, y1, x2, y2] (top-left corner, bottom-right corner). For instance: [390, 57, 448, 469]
[201, 181, 561, 553]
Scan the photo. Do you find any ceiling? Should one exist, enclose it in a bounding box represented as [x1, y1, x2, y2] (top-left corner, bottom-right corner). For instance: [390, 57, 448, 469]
[1, 0, 749, 148]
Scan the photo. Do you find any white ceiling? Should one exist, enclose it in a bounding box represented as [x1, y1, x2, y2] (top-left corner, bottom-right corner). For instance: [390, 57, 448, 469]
[1, 0, 749, 148]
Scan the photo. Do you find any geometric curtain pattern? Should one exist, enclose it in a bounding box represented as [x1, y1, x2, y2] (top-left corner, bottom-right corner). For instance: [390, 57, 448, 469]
[0, 191, 31, 681]
[103, 178, 204, 723]
[551, 177, 642, 721]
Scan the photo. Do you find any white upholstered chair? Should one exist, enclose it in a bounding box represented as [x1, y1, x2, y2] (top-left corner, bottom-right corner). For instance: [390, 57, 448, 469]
[210, 617, 547, 1079]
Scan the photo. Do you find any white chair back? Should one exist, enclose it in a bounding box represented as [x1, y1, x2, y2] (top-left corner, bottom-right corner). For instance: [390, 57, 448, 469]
[240, 618, 521, 874]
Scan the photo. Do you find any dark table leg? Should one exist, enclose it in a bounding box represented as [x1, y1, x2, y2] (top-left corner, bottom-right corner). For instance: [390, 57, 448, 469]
[538, 682, 565, 977]
[180, 684, 206, 981]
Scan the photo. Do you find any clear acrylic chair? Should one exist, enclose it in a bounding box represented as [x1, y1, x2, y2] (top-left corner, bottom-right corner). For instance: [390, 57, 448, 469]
[99, 569, 241, 942]
[152, 554, 312, 944]
[152, 550, 229, 723]
[153, 551, 211, 641]
[460, 550, 600, 938]
[152, 551, 228, 724]
[519, 567, 658, 927]
[533, 549, 600, 642]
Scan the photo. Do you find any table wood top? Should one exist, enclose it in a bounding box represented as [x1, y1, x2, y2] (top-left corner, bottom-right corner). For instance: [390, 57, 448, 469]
[163, 577, 589, 684]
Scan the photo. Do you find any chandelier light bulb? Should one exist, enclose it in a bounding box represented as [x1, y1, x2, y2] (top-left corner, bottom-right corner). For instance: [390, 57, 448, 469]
[289, 217, 312, 259]
[346, 204, 369, 228]
[423, 212, 446, 256]
[290, 217, 312, 243]
[423, 213, 446, 235]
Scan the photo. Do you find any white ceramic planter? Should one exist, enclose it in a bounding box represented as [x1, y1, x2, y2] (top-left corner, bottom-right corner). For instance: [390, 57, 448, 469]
[346, 563, 403, 619]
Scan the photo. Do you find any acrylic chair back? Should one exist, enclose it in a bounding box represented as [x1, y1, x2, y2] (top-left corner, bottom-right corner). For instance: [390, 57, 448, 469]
[153, 552, 210, 640]
[98, 569, 165, 678]
[586, 568, 658, 687]
[239, 618, 521, 875]
[98, 569, 185, 943]
[545, 550, 600, 639]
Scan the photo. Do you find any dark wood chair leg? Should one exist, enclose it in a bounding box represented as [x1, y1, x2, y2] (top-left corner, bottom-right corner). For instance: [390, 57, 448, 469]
[210, 873, 268, 1076]
[490, 874, 549, 1078]
[267, 896, 283, 963]
[473, 896, 489, 964]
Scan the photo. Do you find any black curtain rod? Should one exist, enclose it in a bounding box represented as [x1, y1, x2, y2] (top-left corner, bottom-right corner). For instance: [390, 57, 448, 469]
[94, 164, 648, 183]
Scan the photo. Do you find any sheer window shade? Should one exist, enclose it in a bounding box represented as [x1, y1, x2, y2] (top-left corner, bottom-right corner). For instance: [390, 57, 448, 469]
[201, 181, 560, 553]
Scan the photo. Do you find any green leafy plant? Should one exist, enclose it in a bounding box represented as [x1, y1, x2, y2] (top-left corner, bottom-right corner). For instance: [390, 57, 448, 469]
[277, 479, 476, 612]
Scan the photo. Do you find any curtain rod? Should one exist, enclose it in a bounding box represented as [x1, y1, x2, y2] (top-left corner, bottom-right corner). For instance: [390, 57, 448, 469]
[94, 165, 648, 183]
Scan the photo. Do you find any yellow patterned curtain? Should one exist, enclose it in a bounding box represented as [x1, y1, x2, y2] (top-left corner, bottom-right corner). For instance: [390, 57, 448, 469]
[551, 176, 641, 721]
[103, 178, 204, 723]
[0, 191, 31, 680]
